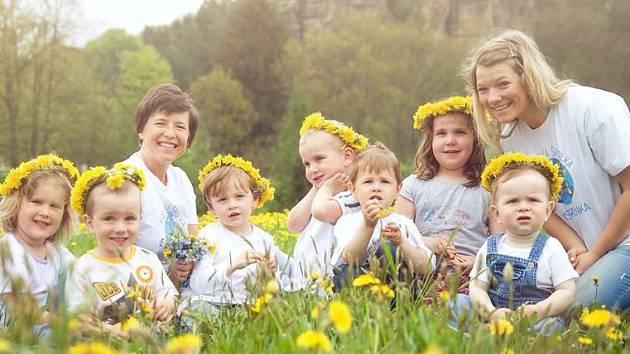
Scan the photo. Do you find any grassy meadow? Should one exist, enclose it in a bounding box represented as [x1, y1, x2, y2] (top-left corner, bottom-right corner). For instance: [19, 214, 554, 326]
[1, 210, 628, 354]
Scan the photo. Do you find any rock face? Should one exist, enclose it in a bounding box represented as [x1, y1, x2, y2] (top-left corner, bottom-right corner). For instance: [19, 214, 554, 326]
[276, 0, 536, 38]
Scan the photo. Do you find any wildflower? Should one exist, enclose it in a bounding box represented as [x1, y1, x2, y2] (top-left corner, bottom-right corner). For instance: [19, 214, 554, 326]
[591, 275, 600, 286]
[370, 284, 395, 300]
[121, 316, 141, 332]
[352, 273, 380, 287]
[606, 327, 623, 341]
[580, 308, 621, 328]
[577, 336, 593, 345]
[489, 318, 514, 336]
[206, 240, 217, 254]
[68, 318, 81, 333]
[166, 333, 202, 354]
[311, 306, 320, 319]
[329, 300, 352, 333]
[503, 349, 515, 354]
[68, 342, 120, 354]
[438, 291, 450, 302]
[266, 280, 280, 295]
[421, 344, 443, 354]
[0, 339, 9, 354]
[296, 330, 332, 353]
[251, 293, 273, 314]
[163, 249, 173, 257]
[105, 173, 125, 190]
[310, 271, 320, 281]
[377, 205, 395, 218]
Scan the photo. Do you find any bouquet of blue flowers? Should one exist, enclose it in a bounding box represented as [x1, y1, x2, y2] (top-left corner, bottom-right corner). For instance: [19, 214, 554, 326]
[158, 224, 208, 263]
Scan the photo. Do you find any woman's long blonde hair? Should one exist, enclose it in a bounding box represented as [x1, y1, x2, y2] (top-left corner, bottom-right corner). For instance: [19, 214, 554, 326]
[461, 29, 574, 153]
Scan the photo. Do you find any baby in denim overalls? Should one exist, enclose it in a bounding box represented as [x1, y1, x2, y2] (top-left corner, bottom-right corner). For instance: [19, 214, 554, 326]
[451, 152, 578, 335]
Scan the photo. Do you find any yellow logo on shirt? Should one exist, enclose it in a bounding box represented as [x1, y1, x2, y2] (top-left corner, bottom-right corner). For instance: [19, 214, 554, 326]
[135, 265, 154, 283]
[93, 281, 122, 301]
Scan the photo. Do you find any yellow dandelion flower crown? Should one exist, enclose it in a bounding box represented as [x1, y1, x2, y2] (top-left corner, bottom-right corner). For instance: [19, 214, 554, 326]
[0, 154, 80, 197]
[481, 152, 564, 201]
[71, 163, 146, 216]
[299, 112, 368, 151]
[198, 154, 275, 209]
[412, 96, 473, 130]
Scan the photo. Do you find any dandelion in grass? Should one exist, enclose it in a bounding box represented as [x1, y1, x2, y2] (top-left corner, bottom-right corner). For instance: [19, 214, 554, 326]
[121, 316, 141, 332]
[352, 273, 380, 287]
[419, 344, 443, 354]
[577, 336, 593, 345]
[266, 280, 280, 295]
[310, 271, 320, 281]
[438, 291, 450, 302]
[370, 284, 395, 301]
[251, 293, 274, 314]
[329, 300, 352, 333]
[311, 306, 320, 319]
[580, 308, 621, 328]
[167, 333, 202, 354]
[320, 278, 334, 295]
[68, 342, 120, 354]
[503, 349, 515, 354]
[489, 318, 513, 336]
[606, 327, 623, 341]
[296, 330, 332, 353]
[0, 339, 8, 354]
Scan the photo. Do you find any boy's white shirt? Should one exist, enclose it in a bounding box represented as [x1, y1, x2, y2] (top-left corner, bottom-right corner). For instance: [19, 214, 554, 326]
[124, 152, 197, 254]
[185, 222, 302, 305]
[66, 245, 177, 319]
[0, 232, 75, 307]
[332, 212, 436, 270]
[292, 190, 361, 278]
[470, 234, 579, 292]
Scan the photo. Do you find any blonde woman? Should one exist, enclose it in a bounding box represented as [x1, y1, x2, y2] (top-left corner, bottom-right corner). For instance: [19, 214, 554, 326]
[462, 29, 630, 311]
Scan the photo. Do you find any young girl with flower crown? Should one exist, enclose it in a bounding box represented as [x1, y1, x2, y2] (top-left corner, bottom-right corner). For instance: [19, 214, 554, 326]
[395, 96, 499, 293]
[66, 163, 177, 336]
[183, 155, 300, 314]
[0, 154, 79, 333]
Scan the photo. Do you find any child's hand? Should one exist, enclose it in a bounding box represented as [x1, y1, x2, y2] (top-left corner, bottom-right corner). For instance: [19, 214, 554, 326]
[490, 307, 513, 321]
[382, 222, 403, 246]
[426, 233, 455, 255]
[260, 255, 278, 273]
[228, 250, 265, 276]
[168, 260, 195, 285]
[362, 199, 381, 227]
[320, 172, 351, 195]
[519, 304, 540, 320]
[152, 297, 175, 321]
[450, 253, 474, 271]
[566, 246, 587, 268]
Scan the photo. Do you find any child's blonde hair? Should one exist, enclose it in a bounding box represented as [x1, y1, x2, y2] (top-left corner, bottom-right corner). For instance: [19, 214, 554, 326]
[201, 166, 260, 210]
[414, 111, 485, 187]
[349, 142, 401, 185]
[0, 170, 75, 245]
[461, 29, 574, 152]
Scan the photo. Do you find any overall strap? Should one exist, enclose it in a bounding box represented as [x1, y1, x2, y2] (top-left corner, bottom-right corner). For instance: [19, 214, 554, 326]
[526, 232, 549, 263]
[487, 234, 500, 254]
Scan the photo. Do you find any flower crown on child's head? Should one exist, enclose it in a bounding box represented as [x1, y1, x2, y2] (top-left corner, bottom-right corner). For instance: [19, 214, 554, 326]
[412, 96, 473, 130]
[71, 163, 146, 216]
[481, 152, 564, 201]
[0, 154, 80, 197]
[198, 154, 275, 209]
[299, 112, 369, 151]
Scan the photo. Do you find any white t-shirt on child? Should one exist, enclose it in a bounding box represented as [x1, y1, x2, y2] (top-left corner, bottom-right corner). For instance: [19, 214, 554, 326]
[124, 152, 198, 254]
[186, 222, 300, 305]
[470, 235, 578, 292]
[66, 245, 177, 322]
[0, 233, 75, 308]
[332, 212, 436, 271]
[502, 85, 630, 249]
[292, 191, 361, 278]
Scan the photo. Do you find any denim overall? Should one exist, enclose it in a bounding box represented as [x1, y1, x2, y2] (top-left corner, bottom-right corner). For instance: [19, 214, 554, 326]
[487, 232, 552, 309]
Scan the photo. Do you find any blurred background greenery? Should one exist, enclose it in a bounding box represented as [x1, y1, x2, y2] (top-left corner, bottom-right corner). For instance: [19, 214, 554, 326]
[0, 0, 628, 214]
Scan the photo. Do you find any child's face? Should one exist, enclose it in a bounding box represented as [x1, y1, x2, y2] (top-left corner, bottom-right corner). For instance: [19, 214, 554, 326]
[86, 187, 141, 258]
[299, 131, 353, 188]
[209, 183, 258, 235]
[139, 110, 190, 165]
[15, 178, 67, 246]
[491, 170, 554, 238]
[431, 113, 475, 177]
[352, 167, 400, 209]
[475, 62, 532, 125]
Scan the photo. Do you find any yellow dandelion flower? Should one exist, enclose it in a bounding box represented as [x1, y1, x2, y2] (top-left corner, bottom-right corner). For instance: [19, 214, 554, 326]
[299, 112, 368, 151]
[0, 339, 9, 354]
[580, 308, 621, 328]
[421, 344, 443, 354]
[377, 205, 395, 218]
[121, 316, 141, 332]
[105, 173, 125, 190]
[296, 330, 332, 353]
[310, 271, 320, 281]
[329, 300, 352, 333]
[577, 336, 593, 345]
[266, 280, 280, 295]
[311, 306, 320, 319]
[68, 342, 120, 354]
[481, 152, 563, 201]
[251, 293, 273, 314]
[489, 318, 514, 336]
[438, 291, 450, 302]
[352, 273, 381, 287]
[503, 349, 515, 354]
[166, 333, 202, 354]
[370, 284, 395, 300]
[163, 249, 173, 257]
[606, 327, 623, 341]
[591, 275, 600, 286]
[412, 96, 473, 130]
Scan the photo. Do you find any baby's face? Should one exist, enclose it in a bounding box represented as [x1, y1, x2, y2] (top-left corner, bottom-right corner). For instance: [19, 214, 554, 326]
[299, 131, 351, 188]
[352, 167, 400, 210]
[492, 170, 554, 238]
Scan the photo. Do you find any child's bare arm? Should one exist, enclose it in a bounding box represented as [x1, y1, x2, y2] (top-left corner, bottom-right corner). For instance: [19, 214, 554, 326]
[394, 196, 415, 220]
[469, 279, 511, 320]
[311, 173, 349, 224]
[522, 279, 575, 319]
[544, 214, 586, 268]
[382, 222, 432, 274]
[287, 187, 318, 233]
[342, 202, 379, 264]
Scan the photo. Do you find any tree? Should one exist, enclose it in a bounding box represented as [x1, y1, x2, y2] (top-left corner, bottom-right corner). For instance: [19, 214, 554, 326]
[84, 29, 141, 92]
